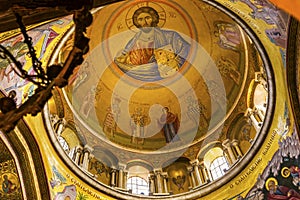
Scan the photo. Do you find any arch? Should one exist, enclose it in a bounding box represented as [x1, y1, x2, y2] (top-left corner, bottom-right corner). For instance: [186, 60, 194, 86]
[253, 84, 268, 109]
[196, 141, 223, 161]
[247, 77, 268, 111]
[126, 160, 154, 171]
[246, 79, 259, 109]
[51, 87, 65, 118]
[203, 146, 226, 169]
[92, 147, 118, 167]
[60, 127, 80, 149]
[126, 160, 152, 189]
[65, 120, 87, 146]
[161, 156, 191, 169]
[226, 113, 252, 140]
[175, 157, 191, 163]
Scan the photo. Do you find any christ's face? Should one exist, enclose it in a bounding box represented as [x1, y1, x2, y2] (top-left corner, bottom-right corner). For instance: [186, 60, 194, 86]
[137, 12, 153, 32]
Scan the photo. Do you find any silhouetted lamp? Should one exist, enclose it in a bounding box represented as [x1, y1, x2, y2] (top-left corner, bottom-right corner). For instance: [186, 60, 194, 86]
[0, 3, 93, 133]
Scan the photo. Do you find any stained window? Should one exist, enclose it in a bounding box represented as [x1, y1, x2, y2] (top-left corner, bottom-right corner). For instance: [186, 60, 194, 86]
[210, 156, 229, 180]
[127, 176, 149, 195]
[58, 136, 69, 151]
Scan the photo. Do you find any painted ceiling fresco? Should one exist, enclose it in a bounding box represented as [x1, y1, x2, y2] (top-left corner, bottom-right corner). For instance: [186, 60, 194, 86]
[45, 0, 271, 197]
[0, 0, 298, 199]
[55, 0, 263, 153]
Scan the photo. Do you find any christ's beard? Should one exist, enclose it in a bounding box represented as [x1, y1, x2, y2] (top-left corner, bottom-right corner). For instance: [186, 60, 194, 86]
[140, 27, 153, 33]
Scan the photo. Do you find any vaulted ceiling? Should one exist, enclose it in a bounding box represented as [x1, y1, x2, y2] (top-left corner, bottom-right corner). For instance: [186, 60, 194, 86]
[0, 0, 299, 199]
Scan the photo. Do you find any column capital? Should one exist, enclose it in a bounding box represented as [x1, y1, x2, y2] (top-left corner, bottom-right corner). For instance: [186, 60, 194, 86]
[161, 172, 168, 178]
[83, 144, 94, 153]
[199, 163, 206, 169]
[154, 168, 163, 173]
[231, 139, 239, 146]
[222, 138, 231, 148]
[118, 163, 126, 171]
[148, 174, 153, 179]
[123, 170, 128, 175]
[187, 166, 194, 172]
[76, 146, 83, 153]
[198, 160, 205, 167]
[89, 153, 95, 159]
[254, 72, 266, 83]
[245, 108, 253, 117]
[190, 159, 199, 166]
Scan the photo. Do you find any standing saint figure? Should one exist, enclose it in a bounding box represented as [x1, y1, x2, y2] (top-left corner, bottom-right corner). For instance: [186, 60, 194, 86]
[103, 98, 121, 137]
[2, 175, 16, 194]
[158, 107, 180, 143]
[115, 6, 190, 81]
[130, 107, 146, 143]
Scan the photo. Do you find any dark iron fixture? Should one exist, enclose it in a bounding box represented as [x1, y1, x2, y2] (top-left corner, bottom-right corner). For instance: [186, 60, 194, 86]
[0, 4, 93, 133]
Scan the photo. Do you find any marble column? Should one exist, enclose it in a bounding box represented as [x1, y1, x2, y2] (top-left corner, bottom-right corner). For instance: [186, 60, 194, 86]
[199, 163, 208, 183]
[110, 168, 117, 187]
[247, 108, 261, 132]
[82, 145, 93, 170]
[123, 171, 128, 190]
[54, 118, 66, 136]
[56, 120, 65, 136]
[190, 159, 202, 186]
[74, 145, 83, 165]
[149, 173, 155, 195]
[118, 163, 126, 189]
[231, 139, 243, 158]
[206, 167, 213, 182]
[257, 107, 265, 121]
[187, 166, 196, 189]
[222, 139, 236, 164]
[154, 168, 163, 193]
[198, 162, 209, 184]
[162, 172, 169, 193]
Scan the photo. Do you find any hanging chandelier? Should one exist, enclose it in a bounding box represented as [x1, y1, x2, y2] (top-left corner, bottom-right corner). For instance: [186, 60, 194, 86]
[0, 2, 93, 133]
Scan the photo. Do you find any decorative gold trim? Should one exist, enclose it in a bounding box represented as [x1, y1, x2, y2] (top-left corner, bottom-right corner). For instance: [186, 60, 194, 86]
[281, 167, 290, 178]
[1, 89, 50, 199]
[265, 177, 278, 191]
[286, 17, 300, 139]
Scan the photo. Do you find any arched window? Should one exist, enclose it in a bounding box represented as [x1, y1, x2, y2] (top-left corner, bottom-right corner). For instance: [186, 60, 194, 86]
[210, 156, 229, 180]
[58, 136, 69, 151]
[127, 176, 149, 195]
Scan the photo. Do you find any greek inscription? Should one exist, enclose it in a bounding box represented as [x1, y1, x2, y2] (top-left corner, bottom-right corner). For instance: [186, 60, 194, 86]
[67, 174, 109, 200]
